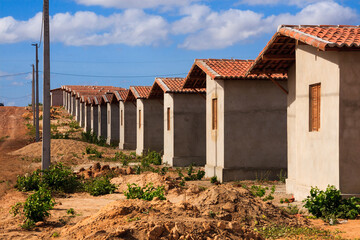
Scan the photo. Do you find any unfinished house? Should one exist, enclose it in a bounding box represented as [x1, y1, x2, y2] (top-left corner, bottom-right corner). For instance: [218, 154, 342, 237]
[183, 59, 287, 182]
[95, 96, 108, 141]
[129, 86, 154, 155]
[148, 78, 206, 167]
[116, 90, 137, 150]
[248, 25, 360, 200]
[104, 92, 120, 145]
[50, 88, 63, 106]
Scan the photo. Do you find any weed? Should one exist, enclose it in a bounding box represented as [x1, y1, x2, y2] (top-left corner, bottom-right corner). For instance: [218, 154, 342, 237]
[303, 185, 360, 222]
[208, 210, 216, 218]
[183, 164, 205, 181]
[210, 176, 219, 184]
[32, 157, 41, 163]
[52, 232, 60, 238]
[81, 131, 107, 147]
[10, 187, 55, 229]
[127, 216, 141, 222]
[26, 123, 36, 138]
[67, 208, 75, 215]
[277, 169, 287, 183]
[69, 121, 80, 129]
[51, 132, 70, 139]
[143, 151, 162, 165]
[0, 135, 10, 142]
[84, 177, 116, 196]
[124, 183, 166, 201]
[250, 185, 268, 198]
[281, 204, 299, 215]
[85, 146, 103, 159]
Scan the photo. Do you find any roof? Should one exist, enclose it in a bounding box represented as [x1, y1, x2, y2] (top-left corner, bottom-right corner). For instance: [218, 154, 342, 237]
[50, 88, 61, 92]
[148, 78, 206, 98]
[183, 59, 286, 88]
[114, 90, 129, 102]
[248, 25, 360, 74]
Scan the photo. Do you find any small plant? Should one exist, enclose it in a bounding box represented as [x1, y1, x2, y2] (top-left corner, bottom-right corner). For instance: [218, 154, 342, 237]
[127, 216, 141, 222]
[210, 176, 219, 184]
[277, 169, 287, 183]
[183, 164, 205, 181]
[85, 146, 103, 159]
[250, 185, 268, 198]
[52, 232, 60, 238]
[69, 121, 80, 129]
[67, 208, 75, 215]
[143, 151, 162, 165]
[263, 185, 276, 201]
[303, 185, 360, 222]
[81, 131, 106, 147]
[282, 204, 300, 215]
[10, 187, 55, 229]
[124, 183, 166, 201]
[208, 210, 216, 218]
[85, 177, 116, 196]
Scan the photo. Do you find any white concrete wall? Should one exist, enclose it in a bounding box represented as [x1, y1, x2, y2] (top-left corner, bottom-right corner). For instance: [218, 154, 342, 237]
[91, 105, 98, 134]
[97, 104, 107, 140]
[71, 96, 76, 116]
[163, 93, 206, 167]
[136, 99, 164, 155]
[119, 101, 137, 150]
[75, 98, 80, 122]
[205, 75, 287, 182]
[80, 102, 85, 127]
[84, 104, 91, 132]
[106, 102, 120, 145]
[287, 45, 340, 200]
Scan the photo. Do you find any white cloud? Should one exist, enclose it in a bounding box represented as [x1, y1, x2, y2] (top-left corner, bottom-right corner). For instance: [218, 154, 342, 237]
[74, 0, 197, 9]
[0, 10, 169, 46]
[177, 1, 358, 50]
[237, 0, 331, 7]
[11, 81, 25, 86]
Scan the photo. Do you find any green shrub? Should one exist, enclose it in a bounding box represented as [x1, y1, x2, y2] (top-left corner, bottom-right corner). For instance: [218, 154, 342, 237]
[85, 177, 116, 196]
[42, 163, 82, 193]
[210, 176, 218, 184]
[67, 208, 75, 215]
[303, 185, 360, 221]
[250, 185, 268, 198]
[15, 170, 42, 192]
[86, 146, 103, 159]
[124, 183, 166, 201]
[69, 121, 80, 129]
[81, 131, 106, 146]
[51, 132, 69, 139]
[10, 187, 55, 229]
[183, 164, 205, 181]
[143, 151, 162, 165]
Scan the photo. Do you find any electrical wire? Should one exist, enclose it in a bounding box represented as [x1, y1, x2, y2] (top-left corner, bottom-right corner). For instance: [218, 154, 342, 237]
[0, 94, 31, 100]
[0, 72, 31, 78]
[46, 71, 187, 78]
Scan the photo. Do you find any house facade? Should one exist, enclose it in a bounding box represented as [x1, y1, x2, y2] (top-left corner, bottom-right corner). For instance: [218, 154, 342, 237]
[183, 59, 287, 182]
[247, 25, 360, 200]
[50, 88, 63, 106]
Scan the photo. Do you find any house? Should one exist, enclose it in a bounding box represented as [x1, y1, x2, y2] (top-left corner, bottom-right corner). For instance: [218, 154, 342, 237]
[148, 78, 206, 167]
[50, 88, 63, 106]
[116, 90, 137, 150]
[247, 25, 360, 200]
[183, 59, 287, 182]
[103, 92, 120, 145]
[126, 86, 153, 155]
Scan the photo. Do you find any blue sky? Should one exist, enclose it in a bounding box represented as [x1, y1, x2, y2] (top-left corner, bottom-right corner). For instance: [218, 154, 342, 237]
[0, 0, 359, 106]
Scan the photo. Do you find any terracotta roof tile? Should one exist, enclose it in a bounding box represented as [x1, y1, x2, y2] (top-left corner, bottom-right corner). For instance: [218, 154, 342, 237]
[132, 86, 151, 99]
[248, 25, 360, 74]
[148, 78, 206, 98]
[183, 59, 286, 88]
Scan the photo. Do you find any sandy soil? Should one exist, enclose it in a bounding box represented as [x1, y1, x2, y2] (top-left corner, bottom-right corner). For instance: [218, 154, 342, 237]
[1, 107, 360, 240]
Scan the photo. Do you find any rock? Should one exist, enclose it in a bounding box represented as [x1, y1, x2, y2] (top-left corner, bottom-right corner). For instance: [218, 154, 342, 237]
[164, 222, 175, 232]
[148, 225, 164, 240]
[101, 165, 110, 171]
[126, 167, 133, 175]
[222, 202, 235, 212]
[93, 162, 101, 172]
[202, 222, 211, 231]
[93, 172, 104, 178]
[175, 222, 186, 235]
[79, 167, 85, 172]
[35, 221, 44, 227]
[217, 221, 226, 230]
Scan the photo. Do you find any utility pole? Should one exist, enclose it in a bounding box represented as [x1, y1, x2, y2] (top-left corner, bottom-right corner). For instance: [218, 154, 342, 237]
[42, 0, 51, 170]
[32, 43, 40, 142]
[32, 64, 35, 127]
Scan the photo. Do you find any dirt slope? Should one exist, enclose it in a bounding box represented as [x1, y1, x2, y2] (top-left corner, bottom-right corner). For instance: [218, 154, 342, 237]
[0, 107, 32, 198]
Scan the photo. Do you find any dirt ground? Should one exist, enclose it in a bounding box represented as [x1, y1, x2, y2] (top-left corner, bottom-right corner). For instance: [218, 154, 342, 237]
[1, 106, 360, 240]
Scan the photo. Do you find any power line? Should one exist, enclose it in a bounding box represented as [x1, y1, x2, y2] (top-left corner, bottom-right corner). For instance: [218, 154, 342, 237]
[47, 71, 187, 78]
[0, 94, 31, 100]
[0, 72, 31, 78]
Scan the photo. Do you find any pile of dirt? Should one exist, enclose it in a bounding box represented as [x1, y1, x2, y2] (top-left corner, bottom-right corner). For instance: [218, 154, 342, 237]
[59, 184, 306, 240]
[111, 172, 168, 192]
[9, 139, 121, 165]
[78, 162, 134, 179]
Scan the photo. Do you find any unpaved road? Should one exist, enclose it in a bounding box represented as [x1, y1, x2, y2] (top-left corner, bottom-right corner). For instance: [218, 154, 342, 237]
[0, 107, 31, 198]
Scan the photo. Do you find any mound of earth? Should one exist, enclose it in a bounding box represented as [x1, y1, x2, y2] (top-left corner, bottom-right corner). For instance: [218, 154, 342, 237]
[59, 184, 307, 240]
[111, 172, 167, 192]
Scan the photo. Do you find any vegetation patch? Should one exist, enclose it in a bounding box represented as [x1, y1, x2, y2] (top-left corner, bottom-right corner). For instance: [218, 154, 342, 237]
[124, 183, 166, 201]
[304, 185, 360, 223]
[84, 177, 116, 196]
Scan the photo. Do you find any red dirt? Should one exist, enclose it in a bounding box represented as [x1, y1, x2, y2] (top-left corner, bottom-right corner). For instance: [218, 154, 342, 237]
[0, 107, 33, 198]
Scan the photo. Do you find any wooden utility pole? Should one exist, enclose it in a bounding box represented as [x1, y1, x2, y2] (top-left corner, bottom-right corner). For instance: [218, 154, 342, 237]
[32, 43, 40, 142]
[42, 0, 51, 170]
[32, 64, 35, 126]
